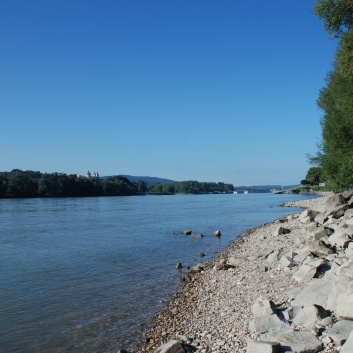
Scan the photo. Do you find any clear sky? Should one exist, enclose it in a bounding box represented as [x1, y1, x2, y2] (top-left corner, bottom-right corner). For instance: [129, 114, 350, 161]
[0, 0, 337, 186]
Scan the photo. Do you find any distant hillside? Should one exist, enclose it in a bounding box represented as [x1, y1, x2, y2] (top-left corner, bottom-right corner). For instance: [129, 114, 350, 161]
[101, 175, 176, 185]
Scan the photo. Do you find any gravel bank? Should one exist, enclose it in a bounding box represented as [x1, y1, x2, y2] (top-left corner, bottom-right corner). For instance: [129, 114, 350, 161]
[139, 195, 332, 353]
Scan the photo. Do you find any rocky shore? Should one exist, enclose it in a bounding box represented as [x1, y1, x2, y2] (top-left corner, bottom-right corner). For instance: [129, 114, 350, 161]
[138, 191, 353, 353]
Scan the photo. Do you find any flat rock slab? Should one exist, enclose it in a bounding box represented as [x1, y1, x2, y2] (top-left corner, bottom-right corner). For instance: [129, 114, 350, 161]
[292, 265, 317, 283]
[247, 341, 281, 353]
[292, 305, 328, 326]
[261, 329, 322, 353]
[249, 314, 289, 334]
[336, 293, 353, 320]
[323, 320, 353, 346]
[292, 278, 332, 309]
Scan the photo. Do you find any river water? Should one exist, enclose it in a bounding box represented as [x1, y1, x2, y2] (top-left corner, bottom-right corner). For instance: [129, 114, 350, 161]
[0, 193, 317, 352]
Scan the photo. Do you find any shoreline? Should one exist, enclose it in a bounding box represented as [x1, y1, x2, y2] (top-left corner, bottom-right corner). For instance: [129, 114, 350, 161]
[138, 194, 336, 353]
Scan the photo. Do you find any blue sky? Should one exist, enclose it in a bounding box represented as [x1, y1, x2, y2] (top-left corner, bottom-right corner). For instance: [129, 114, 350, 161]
[0, 0, 337, 185]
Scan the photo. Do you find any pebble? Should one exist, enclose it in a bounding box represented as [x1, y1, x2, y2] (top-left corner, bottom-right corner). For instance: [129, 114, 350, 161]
[139, 195, 332, 353]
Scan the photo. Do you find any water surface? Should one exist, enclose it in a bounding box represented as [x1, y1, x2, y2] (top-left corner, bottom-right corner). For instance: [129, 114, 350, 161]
[0, 193, 317, 352]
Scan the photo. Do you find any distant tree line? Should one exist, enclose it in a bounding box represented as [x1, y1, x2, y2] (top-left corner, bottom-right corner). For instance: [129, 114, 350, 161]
[0, 170, 235, 198]
[0, 170, 140, 198]
[150, 180, 234, 194]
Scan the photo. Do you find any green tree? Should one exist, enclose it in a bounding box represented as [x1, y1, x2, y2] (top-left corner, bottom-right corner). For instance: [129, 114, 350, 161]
[311, 0, 353, 190]
[314, 0, 353, 38]
[7, 172, 38, 197]
[305, 167, 323, 185]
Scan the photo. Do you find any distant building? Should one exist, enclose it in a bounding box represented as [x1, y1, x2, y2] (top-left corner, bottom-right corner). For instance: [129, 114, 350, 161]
[77, 171, 99, 179]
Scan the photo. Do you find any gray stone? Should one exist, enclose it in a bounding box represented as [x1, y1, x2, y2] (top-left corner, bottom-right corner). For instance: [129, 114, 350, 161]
[344, 208, 353, 219]
[261, 329, 322, 353]
[189, 233, 203, 238]
[345, 247, 353, 259]
[292, 265, 317, 283]
[323, 320, 353, 347]
[213, 261, 233, 271]
[324, 194, 347, 212]
[247, 341, 281, 353]
[249, 314, 289, 334]
[341, 330, 353, 353]
[274, 227, 291, 236]
[306, 222, 319, 233]
[176, 263, 182, 270]
[287, 287, 303, 300]
[266, 249, 286, 263]
[282, 305, 302, 321]
[154, 340, 185, 353]
[328, 204, 349, 219]
[292, 277, 332, 309]
[336, 293, 353, 320]
[326, 275, 351, 312]
[328, 227, 353, 248]
[293, 250, 312, 264]
[336, 261, 353, 278]
[311, 228, 332, 241]
[292, 305, 328, 326]
[279, 255, 296, 268]
[251, 297, 276, 318]
[299, 209, 320, 224]
[227, 257, 244, 266]
[319, 316, 333, 327]
[303, 257, 326, 268]
[304, 240, 333, 258]
[343, 189, 353, 200]
[314, 212, 329, 225]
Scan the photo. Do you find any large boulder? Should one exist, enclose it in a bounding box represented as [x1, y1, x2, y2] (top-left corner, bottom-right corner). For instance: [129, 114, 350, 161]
[249, 314, 289, 334]
[328, 226, 353, 248]
[299, 209, 320, 224]
[292, 277, 333, 309]
[292, 305, 328, 326]
[314, 212, 329, 225]
[251, 297, 276, 317]
[261, 329, 322, 353]
[292, 265, 317, 283]
[324, 194, 347, 212]
[342, 189, 353, 200]
[247, 341, 281, 353]
[328, 204, 349, 219]
[322, 320, 353, 347]
[304, 240, 333, 258]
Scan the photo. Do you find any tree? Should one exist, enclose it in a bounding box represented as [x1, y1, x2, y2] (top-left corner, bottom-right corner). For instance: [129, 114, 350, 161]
[305, 167, 323, 185]
[311, 0, 353, 190]
[7, 172, 38, 197]
[136, 180, 148, 192]
[314, 0, 353, 38]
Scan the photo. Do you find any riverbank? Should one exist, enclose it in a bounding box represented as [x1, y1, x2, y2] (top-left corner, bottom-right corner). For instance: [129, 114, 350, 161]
[138, 192, 353, 353]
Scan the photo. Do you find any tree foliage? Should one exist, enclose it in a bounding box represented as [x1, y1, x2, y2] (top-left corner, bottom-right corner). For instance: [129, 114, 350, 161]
[310, 0, 353, 190]
[314, 0, 353, 37]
